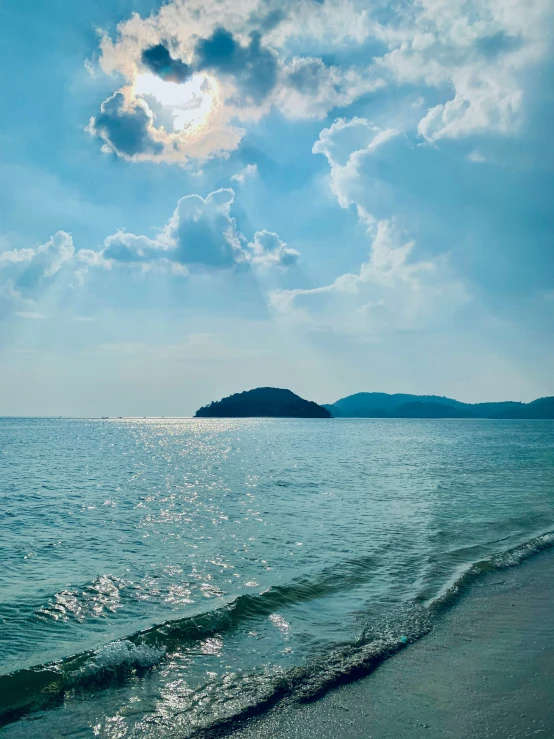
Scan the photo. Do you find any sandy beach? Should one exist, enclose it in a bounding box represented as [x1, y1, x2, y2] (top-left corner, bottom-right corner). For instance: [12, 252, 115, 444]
[227, 547, 554, 739]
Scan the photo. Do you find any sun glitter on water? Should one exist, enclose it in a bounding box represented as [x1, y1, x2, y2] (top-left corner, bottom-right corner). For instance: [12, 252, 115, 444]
[134, 72, 216, 132]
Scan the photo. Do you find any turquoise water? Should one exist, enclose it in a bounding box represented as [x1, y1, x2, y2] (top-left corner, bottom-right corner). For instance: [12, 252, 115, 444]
[1, 418, 553, 737]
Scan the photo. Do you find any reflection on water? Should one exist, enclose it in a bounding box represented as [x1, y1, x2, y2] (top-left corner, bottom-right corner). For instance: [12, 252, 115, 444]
[0, 418, 553, 737]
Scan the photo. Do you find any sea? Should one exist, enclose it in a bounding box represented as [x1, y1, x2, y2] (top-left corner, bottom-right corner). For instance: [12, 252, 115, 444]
[1, 417, 553, 738]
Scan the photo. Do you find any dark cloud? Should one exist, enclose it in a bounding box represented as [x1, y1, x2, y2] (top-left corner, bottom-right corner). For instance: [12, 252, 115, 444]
[97, 190, 299, 273]
[103, 234, 156, 263]
[196, 28, 238, 72]
[476, 32, 523, 58]
[141, 44, 191, 83]
[90, 92, 163, 158]
[287, 58, 326, 94]
[102, 191, 245, 270]
[258, 9, 286, 32]
[244, 4, 287, 33]
[170, 190, 243, 267]
[195, 28, 278, 102]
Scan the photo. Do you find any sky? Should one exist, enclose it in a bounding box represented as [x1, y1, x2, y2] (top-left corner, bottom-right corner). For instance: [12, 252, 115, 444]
[0, 0, 553, 416]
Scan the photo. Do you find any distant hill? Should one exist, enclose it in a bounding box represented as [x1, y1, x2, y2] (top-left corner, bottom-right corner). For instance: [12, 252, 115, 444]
[322, 392, 466, 417]
[389, 401, 474, 419]
[323, 393, 554, 419]
[195, 390, 554, 419]
[195, 388, 332, 418]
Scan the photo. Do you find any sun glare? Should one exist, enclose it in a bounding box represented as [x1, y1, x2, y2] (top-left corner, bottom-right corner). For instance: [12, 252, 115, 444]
[134, 73, 216, 131]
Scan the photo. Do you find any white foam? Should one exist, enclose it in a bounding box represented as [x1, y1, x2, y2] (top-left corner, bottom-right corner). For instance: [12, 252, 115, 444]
[79, 640, 166, 681]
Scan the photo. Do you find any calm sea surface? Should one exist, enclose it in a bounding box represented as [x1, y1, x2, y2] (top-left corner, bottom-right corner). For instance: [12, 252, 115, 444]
[1, 418, 553, 737]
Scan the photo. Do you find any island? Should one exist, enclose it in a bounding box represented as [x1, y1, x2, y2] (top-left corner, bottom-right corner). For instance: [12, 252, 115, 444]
[195, 389, 554, 419]
[323, 392, 554, 419]
[194, 387, 332, 418]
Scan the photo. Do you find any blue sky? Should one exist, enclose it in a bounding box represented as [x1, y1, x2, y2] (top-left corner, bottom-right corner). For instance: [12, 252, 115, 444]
[0, 0, 553, 415]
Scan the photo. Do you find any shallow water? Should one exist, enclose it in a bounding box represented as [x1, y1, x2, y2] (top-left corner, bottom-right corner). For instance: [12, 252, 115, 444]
[1, 417, 553, 737]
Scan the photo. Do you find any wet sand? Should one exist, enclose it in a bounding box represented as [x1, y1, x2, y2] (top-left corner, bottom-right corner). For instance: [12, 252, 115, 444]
[228, 547, 554, 739]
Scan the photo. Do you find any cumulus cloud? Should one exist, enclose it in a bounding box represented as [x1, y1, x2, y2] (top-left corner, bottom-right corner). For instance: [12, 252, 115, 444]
[269, 219, 468, 333]
[166, 189, 246, 268]
[88, 91, 164, 159]
[0, 190, 298, 317]
[88, 84, 243, 163]
[277, 57, 384, 119]
[86, 0, 552, 162]
[0, 231, 75, 292]
[80, 189, 299, 275]
[195, 28, 278, 104]
[87, 0, 383, 162]
[0, 232, 75, 317]
[268, 113, 469, 334]
[313, 117, 401, 208]
[314, 117, 400, 169]
[248, 230, 299, 267]
[376, 0, 553, 141]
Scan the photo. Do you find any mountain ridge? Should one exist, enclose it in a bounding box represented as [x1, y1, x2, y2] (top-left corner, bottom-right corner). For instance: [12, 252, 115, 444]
[323, 393, 554, 419]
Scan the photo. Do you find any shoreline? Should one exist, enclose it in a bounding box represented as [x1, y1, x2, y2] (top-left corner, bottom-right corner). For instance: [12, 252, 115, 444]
[224, 546, 554, 739]
[2, 535, 554, 736]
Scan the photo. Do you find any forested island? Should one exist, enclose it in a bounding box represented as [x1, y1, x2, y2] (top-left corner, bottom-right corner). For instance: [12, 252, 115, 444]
[195, 389, 554, 418]
[195, 388, 332, 418]
[323, 393, 554, 419]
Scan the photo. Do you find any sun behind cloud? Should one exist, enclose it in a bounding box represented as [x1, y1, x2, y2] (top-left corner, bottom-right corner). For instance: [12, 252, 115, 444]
[87, 0, 552, 165]
[133, 72, 217, 133]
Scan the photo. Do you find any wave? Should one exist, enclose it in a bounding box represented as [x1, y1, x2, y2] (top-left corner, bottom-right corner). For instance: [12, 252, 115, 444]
[1, 530, 553, 732]
[33, 552, 380, 627]
[0, 554, 380, 725]
[182, 602, 432, 739]
[0, 640, 167, 726]
[428, 529, 554, 613]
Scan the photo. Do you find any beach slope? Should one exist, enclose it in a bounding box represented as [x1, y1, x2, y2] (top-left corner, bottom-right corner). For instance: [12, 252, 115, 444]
[230, 548, 554, 739]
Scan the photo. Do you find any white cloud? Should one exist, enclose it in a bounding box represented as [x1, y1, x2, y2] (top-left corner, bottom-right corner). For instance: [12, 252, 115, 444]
[0, 231, 75, 292]
[0, 248, 35, 266]
[87, 0, 553, 163]
[86, 0, 383, 162]
[0, 192, 298, 315]
[376, 0, 553, 141]
[276, 57, 385, 119]
[269, 114, 470, 334]
[468, 150, 487, 163]
[88, 83, 244, 164]
[231, 163, 258, 183]
[313, 117, 401, 208]
[248, 230, 299, 267]
[270, 219, 468, 334]
[268, 0, 372, 48]
[80, 189, 299, 275]
[313, 117, 400, 168]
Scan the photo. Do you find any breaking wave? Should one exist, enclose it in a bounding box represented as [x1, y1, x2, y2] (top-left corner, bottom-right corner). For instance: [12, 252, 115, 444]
[1, 530, 553, 733]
